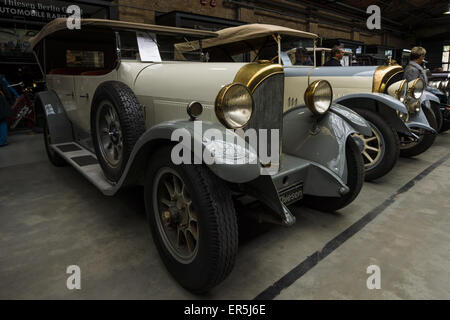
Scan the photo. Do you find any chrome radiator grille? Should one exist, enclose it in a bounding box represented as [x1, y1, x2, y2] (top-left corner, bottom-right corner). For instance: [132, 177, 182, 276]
[245, 73, 284, 164]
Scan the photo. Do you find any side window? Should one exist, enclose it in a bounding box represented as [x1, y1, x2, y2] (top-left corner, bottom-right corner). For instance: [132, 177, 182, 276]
[66, 50, 105, 68]
[118, 31, 140, 60]
[45, 29, 116, 75]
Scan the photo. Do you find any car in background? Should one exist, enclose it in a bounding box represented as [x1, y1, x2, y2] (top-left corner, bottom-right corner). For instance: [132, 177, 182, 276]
[187, 24, 438, 181]
[428, 72, 450, 132]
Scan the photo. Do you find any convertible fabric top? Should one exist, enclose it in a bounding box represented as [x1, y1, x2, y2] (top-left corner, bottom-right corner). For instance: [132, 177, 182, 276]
[175, 23, 318, 52]
[29, 18, 217, 49]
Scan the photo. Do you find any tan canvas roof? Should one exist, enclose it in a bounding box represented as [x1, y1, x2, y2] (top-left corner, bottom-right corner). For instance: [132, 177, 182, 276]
[175, 23, 318, 52]
[30, 18, 217, 48]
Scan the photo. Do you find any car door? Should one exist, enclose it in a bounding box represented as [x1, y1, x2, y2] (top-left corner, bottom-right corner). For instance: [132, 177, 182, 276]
[46, 74, 78, 123]
[73, 70, 118, 133]
[71, 35, 119, 133]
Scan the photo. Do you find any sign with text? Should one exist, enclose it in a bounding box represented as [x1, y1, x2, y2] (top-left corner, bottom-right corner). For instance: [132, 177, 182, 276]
[0, 0, 83, 21]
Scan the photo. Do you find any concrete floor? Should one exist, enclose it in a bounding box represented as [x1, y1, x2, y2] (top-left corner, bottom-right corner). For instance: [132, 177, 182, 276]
[0, 130, 449, 299]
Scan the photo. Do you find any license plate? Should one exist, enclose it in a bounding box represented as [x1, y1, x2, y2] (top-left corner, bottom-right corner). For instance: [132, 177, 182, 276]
[279, 183, 303, 205]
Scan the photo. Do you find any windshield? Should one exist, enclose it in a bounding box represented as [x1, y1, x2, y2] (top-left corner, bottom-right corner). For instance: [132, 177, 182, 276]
[197, 34, 315, 65]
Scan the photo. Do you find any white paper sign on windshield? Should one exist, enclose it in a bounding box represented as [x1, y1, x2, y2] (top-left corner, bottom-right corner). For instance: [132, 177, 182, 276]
[136, 32, 162, 62]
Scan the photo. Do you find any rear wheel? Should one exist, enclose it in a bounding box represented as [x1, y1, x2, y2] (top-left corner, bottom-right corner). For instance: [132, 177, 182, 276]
[301, 136, 364, 212]
[144, 146, 238, 293]
[399, 107, 437, 157]
[352, 109, 400, 181]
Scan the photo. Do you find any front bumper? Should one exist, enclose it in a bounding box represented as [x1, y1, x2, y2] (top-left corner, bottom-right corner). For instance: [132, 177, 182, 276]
[243, 152, 348, 226]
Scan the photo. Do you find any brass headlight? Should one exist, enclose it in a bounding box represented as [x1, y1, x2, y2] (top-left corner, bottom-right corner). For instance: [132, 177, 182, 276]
[304, 80, 333, 115]
[215, 83, 254, 129]
[387, 80, 408, 103]
[408, 78, 424, 99]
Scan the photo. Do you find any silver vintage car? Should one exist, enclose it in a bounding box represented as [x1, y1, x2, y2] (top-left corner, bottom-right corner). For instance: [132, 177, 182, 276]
[189, 24, 438, 181]
[31, 19, 371, 293]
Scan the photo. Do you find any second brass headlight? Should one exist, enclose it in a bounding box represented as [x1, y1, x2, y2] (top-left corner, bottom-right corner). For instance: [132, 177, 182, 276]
[304, 80, 333, 115]
[387, 80, 408, 103]
[408, 78, 424, 99]
[215, 83, 254, 129]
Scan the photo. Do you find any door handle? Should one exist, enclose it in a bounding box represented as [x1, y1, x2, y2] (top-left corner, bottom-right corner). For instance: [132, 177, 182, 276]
[79, 93, 89, 99]
[65, 92, 74, 97]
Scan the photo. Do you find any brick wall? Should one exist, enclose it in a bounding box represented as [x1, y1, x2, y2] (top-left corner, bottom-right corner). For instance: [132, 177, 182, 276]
[114, 0, 412, 49]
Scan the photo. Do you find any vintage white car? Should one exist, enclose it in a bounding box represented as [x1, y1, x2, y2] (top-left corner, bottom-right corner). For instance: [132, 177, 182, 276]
[187, 24, 438, 181]
[30, 19, 371, 293]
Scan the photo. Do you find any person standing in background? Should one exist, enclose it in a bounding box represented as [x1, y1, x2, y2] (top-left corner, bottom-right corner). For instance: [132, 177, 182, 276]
[404, 46, 428, 85]
[324, 46, 344, 66]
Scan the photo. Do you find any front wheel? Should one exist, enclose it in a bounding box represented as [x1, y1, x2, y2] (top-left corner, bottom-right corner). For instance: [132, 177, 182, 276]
[301, 136, 364, 212]
[399, 107, 437, 157]
[144, 146, 238, 293]
[351, 109, 400, 181]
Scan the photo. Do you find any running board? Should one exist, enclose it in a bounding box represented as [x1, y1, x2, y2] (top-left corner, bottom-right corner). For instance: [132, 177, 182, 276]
[50, 142, 116, 195]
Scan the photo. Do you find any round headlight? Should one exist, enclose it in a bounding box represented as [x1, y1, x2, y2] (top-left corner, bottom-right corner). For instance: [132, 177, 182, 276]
[387, 80, 408, 103]
[408, 78, 424, 99]
[304, 80, 333, 115]
[215, 83, 254, 129]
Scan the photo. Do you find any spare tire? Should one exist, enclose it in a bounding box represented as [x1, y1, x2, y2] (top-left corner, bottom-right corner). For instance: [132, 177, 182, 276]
[91, 81, 146, 182]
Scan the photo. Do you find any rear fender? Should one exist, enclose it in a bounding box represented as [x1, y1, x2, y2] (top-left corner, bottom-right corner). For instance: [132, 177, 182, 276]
[34, 90, 73, 144]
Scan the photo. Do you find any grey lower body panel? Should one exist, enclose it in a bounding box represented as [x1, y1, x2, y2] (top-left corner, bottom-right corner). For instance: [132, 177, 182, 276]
[51, 143, 347, 228]
[243, 153, 348, 226]
[50, 142, 115, 195]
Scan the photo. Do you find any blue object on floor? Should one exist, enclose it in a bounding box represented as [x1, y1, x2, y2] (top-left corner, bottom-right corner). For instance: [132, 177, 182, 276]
[0, 120, 7, 146]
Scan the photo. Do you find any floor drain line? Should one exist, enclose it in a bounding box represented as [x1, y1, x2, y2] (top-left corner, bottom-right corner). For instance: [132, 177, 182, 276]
[254, 151, 450, 300]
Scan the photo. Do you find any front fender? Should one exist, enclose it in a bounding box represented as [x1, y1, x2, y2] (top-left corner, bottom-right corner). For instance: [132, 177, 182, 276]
[407, 108, 436, 133]
[330, 103, 372, 136]
[121, 120, 261, 187]
[334, 92, 414, 137]
[421, 90, 441, 106]
[283, 105, 361, 182]
[335, 92, 408, 113]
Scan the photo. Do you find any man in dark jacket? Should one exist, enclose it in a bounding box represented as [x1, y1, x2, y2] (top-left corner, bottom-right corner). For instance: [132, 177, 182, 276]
[324, 46, 344, 66]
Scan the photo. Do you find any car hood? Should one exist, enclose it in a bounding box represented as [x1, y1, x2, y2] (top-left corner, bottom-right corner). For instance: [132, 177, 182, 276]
[131, 61, 248, 104]
[284, 65, 377, 78]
